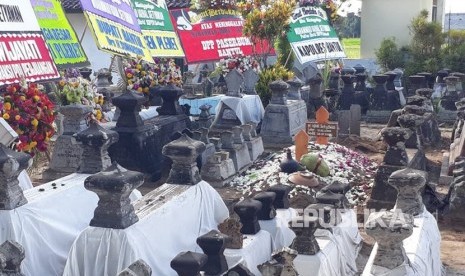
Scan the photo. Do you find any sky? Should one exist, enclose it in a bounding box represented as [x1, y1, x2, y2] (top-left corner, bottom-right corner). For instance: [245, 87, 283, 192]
[444, 0, 465, 13]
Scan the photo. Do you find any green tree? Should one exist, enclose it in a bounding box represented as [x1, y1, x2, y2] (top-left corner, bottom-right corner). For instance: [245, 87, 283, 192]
[375, 37, 404, 71]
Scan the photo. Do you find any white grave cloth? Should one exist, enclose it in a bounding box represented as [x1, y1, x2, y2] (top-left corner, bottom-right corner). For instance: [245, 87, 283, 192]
[18, 170, 33, 190]
[294, 210, 362, 276]
[216, 95, 265, 124]
[179, 95, 223, 115]
[362, 209, 442, 276]
[259, 216, 296, 251]
[225, 230, 273, 275]
[0, 173, 141, 276]
[63, 181, 229, 276]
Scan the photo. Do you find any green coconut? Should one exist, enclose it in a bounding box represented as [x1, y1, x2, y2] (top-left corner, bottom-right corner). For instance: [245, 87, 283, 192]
[300, 153, 330, 177]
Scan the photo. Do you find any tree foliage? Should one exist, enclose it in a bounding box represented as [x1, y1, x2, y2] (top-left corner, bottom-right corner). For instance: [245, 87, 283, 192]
[375, 37, 404, 71]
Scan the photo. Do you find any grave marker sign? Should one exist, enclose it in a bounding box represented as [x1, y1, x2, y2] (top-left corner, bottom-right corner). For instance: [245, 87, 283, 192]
[306, 106, 338, 145]
[295, 130, 309, 161]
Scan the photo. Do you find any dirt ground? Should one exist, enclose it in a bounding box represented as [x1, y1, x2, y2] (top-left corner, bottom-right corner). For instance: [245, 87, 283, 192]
[29, 122, 465, 275]
[353, 122, 465, 275]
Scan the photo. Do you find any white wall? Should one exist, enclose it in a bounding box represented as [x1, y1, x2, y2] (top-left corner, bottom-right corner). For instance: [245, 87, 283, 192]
[66, 13, 113, 73]
[361, 0, 432, 58]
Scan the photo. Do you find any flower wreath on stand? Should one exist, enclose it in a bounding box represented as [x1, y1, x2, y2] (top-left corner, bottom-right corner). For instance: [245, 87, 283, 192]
[153, 58, 183, 87]
[214, 55, 261, 77]
[1, 80, 55, 155]
[56, 68, 106, 122]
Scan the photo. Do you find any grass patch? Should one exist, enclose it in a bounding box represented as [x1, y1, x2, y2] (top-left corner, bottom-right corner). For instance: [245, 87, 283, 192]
[342, 38, 361, 59]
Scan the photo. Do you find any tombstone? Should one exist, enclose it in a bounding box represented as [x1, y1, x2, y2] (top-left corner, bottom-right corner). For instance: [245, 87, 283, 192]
[408, 75, 426, 96]
[349, 104, 361, 136]
[323, 88, 339, 121]
[306, 203, 342, 228]
[196, 230, 229, 275]
[0, 240, 25, 276]
[417, 72, 434, 89]
[95, 68, 113, 88]
[75, 121, 119, 174]
[234, 198, 262, 235]
[371, 74, 388, 110]
[271, 248, 298, 276]
[200, 151, 236, 187]
[44, 104, 93, 179]
[261, 80, 307, 146]
[198, 104, 213, 129]
[316, 189, 345, 208]
[267, 184, 292, 209]
[243, 69, 259, 95]
[289, 216, 320, 255]
[447, 157, 465, 222]
[225, 69, 244, 97]
[452, 72, 465, 96]
[385, 71, 398, 91]
[388, 168, 426, 216]
[315, 106, 334, 144]
[109, 90, 190, 181]
[162, 134, 206, 185]
[257, 260, 283, 276]
[338, 110, 351, 138]
[0, 144, 30, 210]
[196, 128, 216, 168]
[220, 130, 251, 172]
[294, 130, 309, 162]
[307, 75, 327, 119]
[118, 259, 152, 276]
[241, 124, 264, 162]
[182, 71, 196, 99]
[337, 75, 356, 110]
[84, 163, 144, 229]
[254, 192, 277, 220]
[367, 127, 413, 210]
[286, 77, 304, 100]
[397, 113, 427, 149]
[440, 76, 460, 113]
[225, 264, 254, 276]
[354, 64, 367, 91]
[365, 211, 414, 271]
[218, 218, 243, 249]
[170, 251, 208, 276]
[329, 71, 340, 90]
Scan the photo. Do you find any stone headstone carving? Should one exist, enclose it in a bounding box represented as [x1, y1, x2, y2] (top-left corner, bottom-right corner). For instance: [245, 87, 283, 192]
[258, 260, 283, 276]
[0, 144, 30, 210]
[287, 77, 304, 100]
[220, 131, 251, 172]
[267, 184, 292, 209]
[365, 211, 414, 271]
[198, 104, 213, 129]
[196, 230, 229, 275]
[95, 68, 113, 88]
[381, 127, 412, 166]
[306, 203, 342, 229]
[371, 74, 388, 110]
[118, 259, 152, 276]
[338, 75, 355, 110]
[261, 80, 307, 145]
[408, 75, 426, 96]
[366, 75, 393, 123]
[417, 72, 433, 88]
[112, 91, 146, 130]
[316, 190, 345, 208]
[218, 218, 243, 249]
[350, 104, 361, 136]
[385, 71, 397, 91]
[45, 104, 93, 178]
[170, 251, 208, 276]
[200, 151, 236, 187]
[254, 192, 277, 220]
[84, 163, 144, 229]
[182, 71, 196, 99]
[393, 68, 404, 88]
[242, 123, 264, 161]
[234, 198, 262, 234]
[162, 134, 206, 185]
[289, 216, 320, 255]
[225, 69, 244, 97]
[0, 240, 25, 276]
[306, 75, 326, 119]
[75, 121, 119, 174]
[225, 264, 254, 276]
[271, 248, 298, 276]
[388, 168, 426, 216]
[397, 113, 427, 149]
[243, 69, 259, 95]
[338, 110, 351, 137]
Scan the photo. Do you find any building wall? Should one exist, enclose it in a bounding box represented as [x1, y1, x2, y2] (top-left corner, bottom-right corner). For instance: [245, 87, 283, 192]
[361, 0, 432, 58]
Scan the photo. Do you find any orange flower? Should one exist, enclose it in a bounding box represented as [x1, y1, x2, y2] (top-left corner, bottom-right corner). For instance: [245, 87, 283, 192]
[3, 102, 11, 110]
[2, 113, 9, 120]
[31, 118, 38, 127]
[15, 115, 20, 121]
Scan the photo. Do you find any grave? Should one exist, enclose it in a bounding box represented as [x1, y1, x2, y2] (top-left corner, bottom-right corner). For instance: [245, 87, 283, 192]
[438, 75, 460, 123]
[43, 104, 93, 180]
[197, 104, 214, 129]
[200, 152, 236, 188]
[225, 69, 244, 98]
[170, 251, 207, 276]
[192, 128, 216, 168]
[432, 69, 448, 99]
[306, 107, 338, 145]
[287, 77, 304, 100]
[118, 259, 152, 276]
[407, 75, 426, 96]
[243, 69, 259, 95]
[220, 129, 251, 172]
[63, 143, 229, 275]
[109, 90, 190, 181]
[241, 123, 264, 162]
[366, 74, 392, 124]
[306, 75, 327, 119]
[261, 80, 307, 146]
[337, 75, 356, 110]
